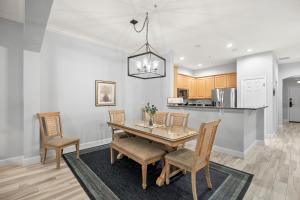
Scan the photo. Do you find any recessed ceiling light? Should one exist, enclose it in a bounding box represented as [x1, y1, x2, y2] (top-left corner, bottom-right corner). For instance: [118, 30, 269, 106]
[179, 57, 185, 61]
[247, 49, 253, 52]
[226, 43, 233, 48]
[297, 81, 300, 84]
[198, 64, 202, 67]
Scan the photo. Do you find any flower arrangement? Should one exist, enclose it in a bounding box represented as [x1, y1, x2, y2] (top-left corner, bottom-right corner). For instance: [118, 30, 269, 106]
[144, 102, 158, 126]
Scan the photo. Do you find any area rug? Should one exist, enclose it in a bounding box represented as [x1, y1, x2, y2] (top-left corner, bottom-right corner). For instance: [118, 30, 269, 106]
[63, 144, 253, 200]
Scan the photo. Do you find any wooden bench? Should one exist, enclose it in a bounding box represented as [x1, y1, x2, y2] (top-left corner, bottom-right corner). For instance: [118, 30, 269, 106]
[110, 137, 166, 189]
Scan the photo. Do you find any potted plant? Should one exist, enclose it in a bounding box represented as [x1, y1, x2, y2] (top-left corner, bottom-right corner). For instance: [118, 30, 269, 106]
[144, 102, 158, 126]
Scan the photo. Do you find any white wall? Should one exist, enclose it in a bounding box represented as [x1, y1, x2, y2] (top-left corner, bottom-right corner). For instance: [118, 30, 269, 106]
[193, 63, 236, 77]
[278, 62, 300, 125]
[40, 30, 126, 145]
[0, 18, 24, 159]
[237, 52, 277, 135]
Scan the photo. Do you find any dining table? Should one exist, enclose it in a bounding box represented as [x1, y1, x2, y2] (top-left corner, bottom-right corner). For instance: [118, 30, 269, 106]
[107, 121, 199, 186]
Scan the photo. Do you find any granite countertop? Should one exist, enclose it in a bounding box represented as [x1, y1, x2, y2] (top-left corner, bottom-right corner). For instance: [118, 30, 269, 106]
[167, 104, 267, 110]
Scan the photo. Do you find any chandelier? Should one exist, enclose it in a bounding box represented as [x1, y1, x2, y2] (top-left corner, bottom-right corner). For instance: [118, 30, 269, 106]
[128, 12, 166, 79]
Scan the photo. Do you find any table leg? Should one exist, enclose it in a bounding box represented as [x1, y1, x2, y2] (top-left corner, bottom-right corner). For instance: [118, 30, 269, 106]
[156, 165, 166, 186]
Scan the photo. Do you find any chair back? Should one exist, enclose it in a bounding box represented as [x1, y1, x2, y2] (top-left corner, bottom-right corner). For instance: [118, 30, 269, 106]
[108, 110, 125, 125]
[194, 120, 221, 165]
[37, 112, 63, 145]
[154, 112, 169, 126]
[169, 112, 189, 128]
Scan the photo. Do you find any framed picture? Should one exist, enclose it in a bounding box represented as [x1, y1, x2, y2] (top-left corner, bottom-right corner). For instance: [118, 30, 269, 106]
[95, 80, 116, 106]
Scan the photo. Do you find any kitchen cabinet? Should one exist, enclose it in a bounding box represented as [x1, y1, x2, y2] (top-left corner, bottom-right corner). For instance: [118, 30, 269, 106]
[227, 73, 237, 88]
[214, 75, 227, 88]
[177, 74, 189, 89]
[176, 72, 236, 99]
[204, 76, 215, 98]
[188, 78, 197, 98]
[196, 78, 205, 98]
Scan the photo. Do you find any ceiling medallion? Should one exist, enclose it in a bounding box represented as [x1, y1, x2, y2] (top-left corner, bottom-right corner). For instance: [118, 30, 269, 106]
[128, 12, 166, 79]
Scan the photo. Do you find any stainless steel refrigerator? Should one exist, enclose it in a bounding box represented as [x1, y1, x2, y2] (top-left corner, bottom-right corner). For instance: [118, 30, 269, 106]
[212, 88, 237, 108]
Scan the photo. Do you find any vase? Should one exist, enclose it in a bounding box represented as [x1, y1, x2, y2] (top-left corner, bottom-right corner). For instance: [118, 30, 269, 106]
[149, 116, 154, 126]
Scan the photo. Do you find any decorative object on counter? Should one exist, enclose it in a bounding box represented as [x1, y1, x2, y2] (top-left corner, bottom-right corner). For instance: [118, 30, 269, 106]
[144, 102, 158, 126]
[95, 80, 116, 106]
[128, 12, 166, 79]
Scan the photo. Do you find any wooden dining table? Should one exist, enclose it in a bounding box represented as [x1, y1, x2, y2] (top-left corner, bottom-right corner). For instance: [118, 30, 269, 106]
[107, 121, 198, 186]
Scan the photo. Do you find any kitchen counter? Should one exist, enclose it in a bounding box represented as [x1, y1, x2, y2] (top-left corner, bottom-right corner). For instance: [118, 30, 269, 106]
[167, 104, 267, 110]
[166, 105, 266, 158]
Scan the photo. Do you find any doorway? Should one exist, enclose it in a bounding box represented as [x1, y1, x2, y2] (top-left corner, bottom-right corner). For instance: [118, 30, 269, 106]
[288, 87, 300, 122]
[283, 77, 300, 123]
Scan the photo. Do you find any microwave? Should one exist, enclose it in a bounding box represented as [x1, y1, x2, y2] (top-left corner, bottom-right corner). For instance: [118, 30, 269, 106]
[177, 88, 189, 99]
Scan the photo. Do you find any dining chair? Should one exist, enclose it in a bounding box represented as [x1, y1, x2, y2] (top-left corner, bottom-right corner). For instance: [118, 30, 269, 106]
[154, 112, 169, 126]
[169, 112, 189, 128]
[37, 112, 80, 169]
[164, 119, 221, 200]
[108, 110, 129, 141]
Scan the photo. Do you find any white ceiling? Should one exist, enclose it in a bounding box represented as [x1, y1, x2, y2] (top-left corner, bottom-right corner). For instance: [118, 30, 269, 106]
[47, 0, 300, 69]
[0, 0, 24, 23]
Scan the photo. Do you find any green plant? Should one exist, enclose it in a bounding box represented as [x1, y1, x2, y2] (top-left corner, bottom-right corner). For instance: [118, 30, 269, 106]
[144, 102, 158, 116]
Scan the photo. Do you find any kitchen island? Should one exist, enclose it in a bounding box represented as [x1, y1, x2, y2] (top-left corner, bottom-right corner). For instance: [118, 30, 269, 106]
[167, 105, 266, 158]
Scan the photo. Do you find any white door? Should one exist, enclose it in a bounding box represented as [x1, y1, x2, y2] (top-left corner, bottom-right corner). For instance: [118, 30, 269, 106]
[241, 77, 267, 108]
[289, 87, 300, 122]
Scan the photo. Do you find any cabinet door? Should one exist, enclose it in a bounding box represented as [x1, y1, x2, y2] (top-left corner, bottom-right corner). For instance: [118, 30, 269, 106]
[188, 78, 196, 98]
[204, 76, 215, 98]
[177, 75, 186, 89]
[214, 75, 227, 88]
[226, 73, 237, 88]
[196, 78, 205, 98]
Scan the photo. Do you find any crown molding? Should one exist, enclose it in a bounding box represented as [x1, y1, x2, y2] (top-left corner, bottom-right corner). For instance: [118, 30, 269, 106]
[46, 25, 130, 54]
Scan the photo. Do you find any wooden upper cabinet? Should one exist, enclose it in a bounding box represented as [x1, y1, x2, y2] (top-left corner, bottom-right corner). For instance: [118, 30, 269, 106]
[177, 74, 189, 89]
[214, 75, 227, 89]
[188, 78, 197, 98]
[226, 73, 237, 88]
[196, 78, 205, 98]
[175, 71, 236, 99]
[204, 76, 215, 98]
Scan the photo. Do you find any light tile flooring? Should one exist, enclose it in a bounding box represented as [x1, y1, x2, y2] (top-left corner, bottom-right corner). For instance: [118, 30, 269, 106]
[0, 123, 299, 200]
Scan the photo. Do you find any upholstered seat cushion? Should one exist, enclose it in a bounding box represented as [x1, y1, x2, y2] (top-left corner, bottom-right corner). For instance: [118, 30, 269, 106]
[47, 136, 79, 147]
[112, 137, 166, 162]
[165, 148, 205, 170]
[113, 129, 129, 139]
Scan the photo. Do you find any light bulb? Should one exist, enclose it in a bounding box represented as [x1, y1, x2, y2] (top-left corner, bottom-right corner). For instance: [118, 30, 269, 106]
[152, 60, 159, 70]
[136, 61, 142, 70]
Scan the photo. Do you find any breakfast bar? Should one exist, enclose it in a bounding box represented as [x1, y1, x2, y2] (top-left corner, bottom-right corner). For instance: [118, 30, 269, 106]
[167, 105, 266, 158]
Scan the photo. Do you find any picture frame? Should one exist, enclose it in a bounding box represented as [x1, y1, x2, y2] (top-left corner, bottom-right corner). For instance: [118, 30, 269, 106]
[95, 80, 116, 106]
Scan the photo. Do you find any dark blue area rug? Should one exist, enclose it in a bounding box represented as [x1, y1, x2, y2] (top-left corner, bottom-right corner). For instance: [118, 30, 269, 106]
[63, 145, 253, 200]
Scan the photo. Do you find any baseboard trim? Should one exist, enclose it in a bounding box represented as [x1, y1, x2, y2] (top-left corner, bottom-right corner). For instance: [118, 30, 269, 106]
[213, 145, 244, 158]
[0, 156, 24, 166]
[0, 138, 112, 167]
[213, 139, 264, 159]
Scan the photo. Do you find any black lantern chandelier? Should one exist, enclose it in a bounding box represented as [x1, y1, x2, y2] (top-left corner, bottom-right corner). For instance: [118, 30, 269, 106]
[128, 12, 166, 79]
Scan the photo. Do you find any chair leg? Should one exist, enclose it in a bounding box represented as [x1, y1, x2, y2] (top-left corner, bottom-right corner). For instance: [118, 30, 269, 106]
[42, 148, 48, 164]
[191, 171, 198, 200]
[110, 147, 115, 164]
[165, 160, 170, 185]
[205, 165, 212, 189]
[75, 142, 80, 159]
[56, 148, 61, 169]
[142, 164, 147, 189]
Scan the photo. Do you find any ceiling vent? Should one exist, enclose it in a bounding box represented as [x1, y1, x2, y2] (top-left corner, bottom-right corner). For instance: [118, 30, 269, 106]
[279, 56, 290, 60]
